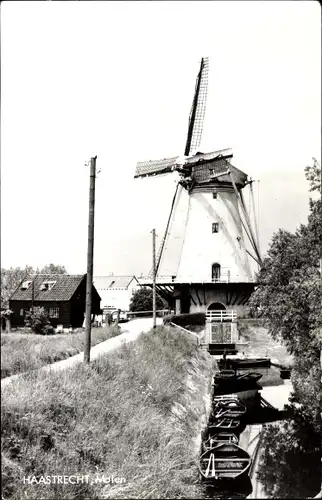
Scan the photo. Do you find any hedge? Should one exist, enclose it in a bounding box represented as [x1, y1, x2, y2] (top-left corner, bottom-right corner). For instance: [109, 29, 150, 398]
[163, 312, 205, 327]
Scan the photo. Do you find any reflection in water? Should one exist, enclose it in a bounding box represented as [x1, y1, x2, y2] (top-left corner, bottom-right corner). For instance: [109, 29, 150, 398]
[204, 476, 253, 499]
[256, 407, 321, 498]
[238, 366, 283, 387]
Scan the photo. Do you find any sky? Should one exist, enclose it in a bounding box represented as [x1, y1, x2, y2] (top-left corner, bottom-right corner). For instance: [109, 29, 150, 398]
[1, 1, 321, 276]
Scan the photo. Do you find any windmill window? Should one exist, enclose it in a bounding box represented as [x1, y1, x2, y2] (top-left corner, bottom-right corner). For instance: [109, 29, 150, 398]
[49, 308, 59, 318]
[20, 308, 24, 316]
[209, 168, 214, 176]
[213, 191, 217, 199]
[212, 264, 221, 281]
[212, 222, 219, 233]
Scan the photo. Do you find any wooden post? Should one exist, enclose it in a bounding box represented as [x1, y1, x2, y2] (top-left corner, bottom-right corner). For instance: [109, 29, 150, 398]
[31, 279, 34, 313]
[151, 228, 156, 329]
[84, 156, 97, 364]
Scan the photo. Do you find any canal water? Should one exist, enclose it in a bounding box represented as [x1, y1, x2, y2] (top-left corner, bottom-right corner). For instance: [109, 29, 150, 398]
[200, 365, 321, 499]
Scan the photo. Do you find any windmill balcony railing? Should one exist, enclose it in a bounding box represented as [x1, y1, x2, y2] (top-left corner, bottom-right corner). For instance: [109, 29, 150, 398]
[206, 310, 237, 322]
[138, 273, 256, 285]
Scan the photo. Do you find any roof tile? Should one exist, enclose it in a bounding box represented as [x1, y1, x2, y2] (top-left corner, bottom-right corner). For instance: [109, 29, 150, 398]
[10, 274, 85, 302]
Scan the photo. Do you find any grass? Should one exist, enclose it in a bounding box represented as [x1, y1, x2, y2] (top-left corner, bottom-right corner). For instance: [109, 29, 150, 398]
[1, 326, 120, 379]
[238, 324, 294, 368]
[1, 326, 213, 499]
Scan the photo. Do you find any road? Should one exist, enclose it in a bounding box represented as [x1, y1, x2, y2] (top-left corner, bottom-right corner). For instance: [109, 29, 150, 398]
[1, 317, 162, 387]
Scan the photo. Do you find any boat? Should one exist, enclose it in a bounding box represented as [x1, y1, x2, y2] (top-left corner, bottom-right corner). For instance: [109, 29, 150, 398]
[213, 397, 241, 408]
[199, 443, 251, 482]
[202, 433, 239, 451]
[214, 371, 262, 385]
[213, 394, 239, 402]
[210, 401, 247, 421]
[208, 418, 244, 432]
[213, 395, 239, 406]
[213, 372, 263, 395]
[218, 357, 271, 369]
[214, 370, 236, 383]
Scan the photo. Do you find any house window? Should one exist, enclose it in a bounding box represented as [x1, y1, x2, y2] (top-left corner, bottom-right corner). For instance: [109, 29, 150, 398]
[49, 308, 59, 318]
[209, 168, 214, 176]
[40, 281, 56, 291]
[21, 281, 32, 290]
[213, 191, 217, 199]
[20, 309, 24, 316]
[212, 263, 221, 281]
[212, 222, 219, 233]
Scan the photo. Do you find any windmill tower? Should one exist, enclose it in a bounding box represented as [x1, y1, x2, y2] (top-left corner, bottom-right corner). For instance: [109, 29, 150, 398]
[134, 58, 261, 351]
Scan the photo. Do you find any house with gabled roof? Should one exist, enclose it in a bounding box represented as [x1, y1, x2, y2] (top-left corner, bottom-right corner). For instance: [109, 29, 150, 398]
[93, 275, 140, 312]
[9, 274, 101, 329]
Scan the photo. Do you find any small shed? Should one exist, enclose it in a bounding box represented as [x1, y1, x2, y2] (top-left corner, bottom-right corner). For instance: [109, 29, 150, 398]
[9, 274, 101, 329]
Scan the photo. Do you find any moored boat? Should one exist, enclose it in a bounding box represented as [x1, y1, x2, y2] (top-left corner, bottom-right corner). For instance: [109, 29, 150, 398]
[208, 418, 245, 433]
[214, 371, 262, 385]
[199, 443, 251, 482]
[213, 372, 262, 395]
[218, 357, 271, 369]
[210, 401, 247, 421]
[202, 432, 239, 451]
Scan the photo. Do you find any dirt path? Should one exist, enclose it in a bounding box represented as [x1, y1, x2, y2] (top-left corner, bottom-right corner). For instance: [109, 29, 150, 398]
[1, 318, 162, 387]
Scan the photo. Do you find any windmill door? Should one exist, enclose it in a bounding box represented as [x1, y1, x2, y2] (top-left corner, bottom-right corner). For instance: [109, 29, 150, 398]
[211, 323, 232, 343]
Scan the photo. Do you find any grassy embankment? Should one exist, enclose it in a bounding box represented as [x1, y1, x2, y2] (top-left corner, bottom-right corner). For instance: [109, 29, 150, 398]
[238, 321, 294, 368]
[2, 326, 214, 499]
[1, 326, 120, 379]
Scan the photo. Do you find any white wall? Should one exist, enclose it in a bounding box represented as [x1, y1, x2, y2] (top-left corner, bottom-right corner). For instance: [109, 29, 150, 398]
[176, 190, 253, 281]
[98, 280, 140, 311]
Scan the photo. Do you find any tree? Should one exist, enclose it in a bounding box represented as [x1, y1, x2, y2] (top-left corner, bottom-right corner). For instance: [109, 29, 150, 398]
[1, 266, 34, 308]
[38, 264, 67, 275]
[249, 160, 321, 428]
[1, 264, 67, 307]
[129, 287, 165, 312]
[256, 410, 320, 499]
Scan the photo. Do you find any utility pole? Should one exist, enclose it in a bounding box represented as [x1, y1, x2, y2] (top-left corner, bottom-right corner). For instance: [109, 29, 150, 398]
[151, 228, 156, 329]
[84, 156, 97, 363]
[31, 279, 34, 313]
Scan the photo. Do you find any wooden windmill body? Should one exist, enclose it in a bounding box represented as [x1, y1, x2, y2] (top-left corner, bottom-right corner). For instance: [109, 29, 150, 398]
[134, 58, 261, 351]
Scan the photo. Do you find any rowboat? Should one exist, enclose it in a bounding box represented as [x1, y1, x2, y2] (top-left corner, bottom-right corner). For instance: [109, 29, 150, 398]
[214, 371, 262, 385]
[199, 443, 251, 482]
[208, 418, 244, 432]
[213, 384, 262, 399]
[202, 432, 239, 451]
[214, 370, 236, 382]
[213, 395, 239, 406]
[218, 357, 271, 369]
[210, 401, 247, 421]
[213, 394, 239, 402]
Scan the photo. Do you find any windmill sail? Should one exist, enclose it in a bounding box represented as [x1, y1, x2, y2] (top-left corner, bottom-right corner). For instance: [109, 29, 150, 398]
[184, 57, 209, 157]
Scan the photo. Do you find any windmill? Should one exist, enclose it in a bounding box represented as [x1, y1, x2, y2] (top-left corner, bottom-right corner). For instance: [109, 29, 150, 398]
[134, 57, 261, 349]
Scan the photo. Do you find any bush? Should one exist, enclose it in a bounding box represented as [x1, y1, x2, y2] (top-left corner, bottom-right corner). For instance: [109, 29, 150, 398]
[24, 307, 55, 335]
[163, 312, 205, 327]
